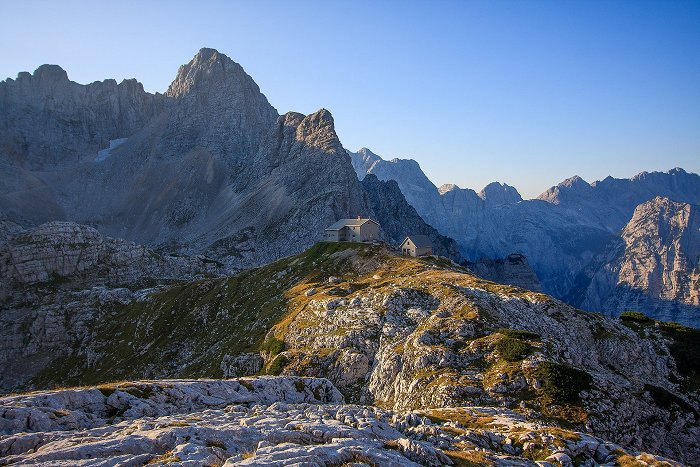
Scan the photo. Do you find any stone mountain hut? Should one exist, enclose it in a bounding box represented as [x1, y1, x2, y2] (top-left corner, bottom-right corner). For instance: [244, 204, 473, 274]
[323, 218, 380, 242]
[400, 235, 433, 257]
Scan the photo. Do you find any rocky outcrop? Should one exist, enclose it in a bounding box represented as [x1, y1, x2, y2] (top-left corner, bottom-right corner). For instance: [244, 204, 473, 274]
[578, 197, 700, 326]
[0, 378, 682, 467]
[466, 253, 542, 292]
[0, 221, 221, 293]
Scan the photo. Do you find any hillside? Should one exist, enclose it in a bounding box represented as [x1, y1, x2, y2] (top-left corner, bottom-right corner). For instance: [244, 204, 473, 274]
[4, 241, 699, 464]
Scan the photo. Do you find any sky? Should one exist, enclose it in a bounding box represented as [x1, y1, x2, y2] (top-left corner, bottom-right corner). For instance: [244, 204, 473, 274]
[2, 0, 699, 198]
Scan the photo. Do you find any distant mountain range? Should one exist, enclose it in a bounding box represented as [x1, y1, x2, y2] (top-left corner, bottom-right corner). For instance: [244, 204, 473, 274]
[349, 150, 700, 327]
[1, 47, 698, 327]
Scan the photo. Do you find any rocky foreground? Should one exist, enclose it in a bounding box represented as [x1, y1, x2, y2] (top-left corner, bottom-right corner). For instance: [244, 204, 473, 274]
[0, 378, 683, 466]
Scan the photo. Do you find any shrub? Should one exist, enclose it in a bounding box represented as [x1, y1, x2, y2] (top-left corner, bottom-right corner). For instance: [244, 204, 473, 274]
[260, 336, 285, 356]
[265, 354, 288, 375]
[533, 362, 592, 404]
[644, 384, 694, 412]
[496, 337, 533, 362]
[497, 328, 540, 340]
[619, 311, 651, 323]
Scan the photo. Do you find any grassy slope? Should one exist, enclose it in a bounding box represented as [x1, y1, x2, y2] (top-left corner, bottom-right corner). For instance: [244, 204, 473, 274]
[31, 242, 385, 387]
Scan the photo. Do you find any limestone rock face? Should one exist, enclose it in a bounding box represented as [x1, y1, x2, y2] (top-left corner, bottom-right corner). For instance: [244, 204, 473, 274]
[0, 64, 166, 169]
[0, 221, 220, 293]
[360, 174, 462, 259]
[0, 221, 222, 391]
[348, 149, 450, 229]
[466, 253, 542, 292]
[478, 182, 523, 207]
[578, 197, 700, 326]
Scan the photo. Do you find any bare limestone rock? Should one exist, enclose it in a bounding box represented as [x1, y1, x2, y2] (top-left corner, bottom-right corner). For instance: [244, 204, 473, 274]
[0, 379, 680, 467]
[579, 197, 700, 326]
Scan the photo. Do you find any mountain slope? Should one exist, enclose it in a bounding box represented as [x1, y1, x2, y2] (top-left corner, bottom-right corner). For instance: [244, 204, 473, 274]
[6, 242, 698, 464]
[1, 49, 462, 273]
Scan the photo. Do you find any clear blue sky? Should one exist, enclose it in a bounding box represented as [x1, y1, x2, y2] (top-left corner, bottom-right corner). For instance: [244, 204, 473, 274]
[2, 0, 699, 198]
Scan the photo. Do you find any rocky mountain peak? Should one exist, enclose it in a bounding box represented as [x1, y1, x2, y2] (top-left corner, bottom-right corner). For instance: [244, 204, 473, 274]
[165, 47, 265, 101]
[32, 64, 69, 84]
[560, 175, 591, 190]
[537, 174, 593, 204]
[357, 147, 378, 158]
[438, 183, 460, 194]
[478, 182, 522, 206]
[295, 108, 340, 151]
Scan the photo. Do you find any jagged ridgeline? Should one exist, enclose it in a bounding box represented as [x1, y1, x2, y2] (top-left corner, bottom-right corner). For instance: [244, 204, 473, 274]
[0, 48, 459, 272]
[8, 241, 698, 464]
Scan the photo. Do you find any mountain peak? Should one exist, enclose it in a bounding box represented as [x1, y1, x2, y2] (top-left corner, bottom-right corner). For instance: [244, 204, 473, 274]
[560, 175, 590, 189]
[166, 47, 251, 98]
[33, 64, 69, 83]
[438, 183, 460, 194]
[478, 182, 522, 205]
[295, 109, 341, 151]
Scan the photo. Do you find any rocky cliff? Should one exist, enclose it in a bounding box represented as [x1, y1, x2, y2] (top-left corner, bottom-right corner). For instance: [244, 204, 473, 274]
[0, 221, 222, 391]
[4, 242, 698, 464]
[0, 64, 166, 170]
[0, 49, 462, 272]
[466, 253, 542, 292]
[576, 197, 700, 327]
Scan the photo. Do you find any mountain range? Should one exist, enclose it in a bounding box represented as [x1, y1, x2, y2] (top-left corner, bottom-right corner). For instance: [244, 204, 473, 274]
[3, 48, 698, 327]
[349, 150, 700, 327]
[1, 47, 700, 466]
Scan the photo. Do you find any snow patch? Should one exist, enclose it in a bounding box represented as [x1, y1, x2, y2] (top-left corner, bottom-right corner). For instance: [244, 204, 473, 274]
[95, 138, 127, 162]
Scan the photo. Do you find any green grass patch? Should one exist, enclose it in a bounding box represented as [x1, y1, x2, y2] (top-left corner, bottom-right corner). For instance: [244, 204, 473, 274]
[497, 328, 540, 340]
[619, 311, 651, 323]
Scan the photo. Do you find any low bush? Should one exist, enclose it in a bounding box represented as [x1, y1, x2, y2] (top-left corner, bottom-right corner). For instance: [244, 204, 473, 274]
[260, 336, 285, 356]
[659, 322, 700, 388]
[496, 337, 533, 362]
[533, 361, 592, 404]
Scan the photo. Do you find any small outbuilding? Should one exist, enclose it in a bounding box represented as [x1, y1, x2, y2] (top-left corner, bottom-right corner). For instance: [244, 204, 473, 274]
[400, 235, 433, 257]
[323, 218, 381, 242]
